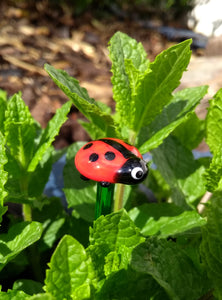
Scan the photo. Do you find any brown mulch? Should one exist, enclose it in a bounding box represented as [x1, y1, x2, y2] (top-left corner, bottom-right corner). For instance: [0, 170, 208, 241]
[0, 1, 177, 148]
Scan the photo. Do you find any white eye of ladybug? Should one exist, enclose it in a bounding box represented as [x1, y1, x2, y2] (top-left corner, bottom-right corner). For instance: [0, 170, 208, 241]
[131, 167, 144, 180]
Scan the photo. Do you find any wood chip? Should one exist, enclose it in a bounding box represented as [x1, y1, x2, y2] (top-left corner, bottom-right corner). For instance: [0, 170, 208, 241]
[2, 55, 46, 76]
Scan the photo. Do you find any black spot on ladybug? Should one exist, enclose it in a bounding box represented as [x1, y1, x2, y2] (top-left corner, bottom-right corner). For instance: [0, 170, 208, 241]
[105, 151, 116, 161]
[89, 153, 99, 162]
[99, 138, 133, 159]
[83, 143, 93, 150]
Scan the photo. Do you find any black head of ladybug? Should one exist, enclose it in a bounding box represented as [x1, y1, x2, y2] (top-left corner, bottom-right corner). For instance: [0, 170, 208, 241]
[115, 157, 148, 185]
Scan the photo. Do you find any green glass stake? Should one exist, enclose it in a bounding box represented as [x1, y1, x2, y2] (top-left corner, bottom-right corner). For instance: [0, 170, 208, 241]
[95, 183, 115, 219]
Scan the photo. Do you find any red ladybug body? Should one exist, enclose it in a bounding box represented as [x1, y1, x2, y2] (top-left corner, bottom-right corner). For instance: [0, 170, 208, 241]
[75, 138, 148, 187]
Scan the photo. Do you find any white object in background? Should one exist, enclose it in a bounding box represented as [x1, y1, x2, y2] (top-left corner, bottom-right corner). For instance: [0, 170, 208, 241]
[187, 0, 222, 37]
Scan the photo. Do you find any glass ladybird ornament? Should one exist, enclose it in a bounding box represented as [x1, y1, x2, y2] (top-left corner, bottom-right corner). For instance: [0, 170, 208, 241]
[75, 138, 148, 187]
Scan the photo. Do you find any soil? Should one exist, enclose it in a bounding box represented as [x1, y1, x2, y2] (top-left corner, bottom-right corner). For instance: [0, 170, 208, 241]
[0, 1, 221, 151]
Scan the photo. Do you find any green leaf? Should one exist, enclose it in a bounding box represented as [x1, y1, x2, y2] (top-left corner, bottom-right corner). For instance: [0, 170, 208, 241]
[43, 217, 65, 248]
[64, 217, 90, 249]
[206, 88, 222, 154]
[13, 279, 43, 295]
[90, 209, 145, 251]
[108, 31, 149, 129]
[144, 168, 171, 202]
[5, 145, 53, 203]
[4, 118, 48, 202]
[78, 120, 104, 140]
[44, 63, 116, 138]
[131, 237, 207, 300]
[133, 39, 192, 134]
[0, 290, 29, 300]
[63, 142, 96, 222]
[0, 89, 7, 101]
[28, 100, 72, 173]
[4, 149, 29, 204]
[0, 132, 8, 219]
[152, 136, 206, 207]
[0, 221, 43, 271]
[96, 268, 167, 300]
[32, 197, 67, 251]
[173, 113, 205, 150]
[44, 235, 93, 300]
[129, 203, 206, 237]
[96, 100, 112, 114]
[29, 294, 56, 300]
[200, 192, 222, 299]
[138, 86, 208, 152]
[88, 209, 145, 281]
[205, 148, 222, 192]
[0, 90, 7, 132]
[0, 289, 55, 300]
[4, 93, 36, 170]
[28, 147, 53, 197]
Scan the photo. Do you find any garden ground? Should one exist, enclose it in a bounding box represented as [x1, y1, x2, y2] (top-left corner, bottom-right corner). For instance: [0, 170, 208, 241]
[0, 1, 222, 151]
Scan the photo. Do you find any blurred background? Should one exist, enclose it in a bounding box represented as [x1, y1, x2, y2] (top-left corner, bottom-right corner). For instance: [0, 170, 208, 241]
[0, 0, 222, 151]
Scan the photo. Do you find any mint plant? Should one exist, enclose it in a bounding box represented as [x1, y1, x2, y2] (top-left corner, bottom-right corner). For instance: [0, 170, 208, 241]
[0, 31, 222, 299]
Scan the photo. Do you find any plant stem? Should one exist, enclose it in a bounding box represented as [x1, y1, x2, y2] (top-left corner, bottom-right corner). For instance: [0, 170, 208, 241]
[114, 184, 125, 212]
[112, 131, 136, 212]
[20, 175, 32, 221]
[129, 130, 137, 146]
[23, 203, 32, 221]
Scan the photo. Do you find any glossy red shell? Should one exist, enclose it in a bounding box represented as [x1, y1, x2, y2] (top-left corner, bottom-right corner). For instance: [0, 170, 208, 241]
[74, 138, 143, 184]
